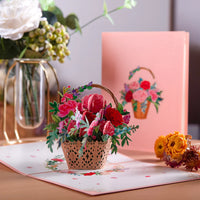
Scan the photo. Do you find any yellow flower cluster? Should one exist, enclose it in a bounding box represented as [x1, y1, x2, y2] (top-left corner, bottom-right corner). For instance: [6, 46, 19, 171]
[154, 131, 188, 159]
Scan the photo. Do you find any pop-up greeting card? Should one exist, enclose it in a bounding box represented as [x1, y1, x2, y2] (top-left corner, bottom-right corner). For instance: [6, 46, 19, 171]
[102, 32, 189, 152]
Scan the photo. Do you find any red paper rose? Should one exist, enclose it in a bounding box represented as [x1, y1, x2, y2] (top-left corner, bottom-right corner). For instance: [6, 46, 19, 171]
[88, 94, 106, 113]
[140, 81, 150, 90]
[105, 107, 123, 127]
[82, 111, 96, 124]
[125, 90, 133, 102]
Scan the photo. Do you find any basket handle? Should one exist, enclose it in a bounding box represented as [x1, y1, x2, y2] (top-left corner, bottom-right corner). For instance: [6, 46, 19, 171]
[129, 66, 155, 80]
[90, 84, 119, 108]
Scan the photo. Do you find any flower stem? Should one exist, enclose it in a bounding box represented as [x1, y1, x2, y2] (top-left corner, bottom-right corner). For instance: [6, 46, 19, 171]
[26, 64, 39, 124]
[22, 64, 40, 126]
[70, 7, 121, 36]
[22, 67, 32, 125]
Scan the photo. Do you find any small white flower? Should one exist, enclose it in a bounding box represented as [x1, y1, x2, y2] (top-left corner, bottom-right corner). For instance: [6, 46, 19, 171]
[73, 108, 82, 129]
[0, 0, 42, 40]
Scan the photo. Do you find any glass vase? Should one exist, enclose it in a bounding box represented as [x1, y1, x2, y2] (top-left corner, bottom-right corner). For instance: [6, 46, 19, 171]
[15, 59, 46, 129]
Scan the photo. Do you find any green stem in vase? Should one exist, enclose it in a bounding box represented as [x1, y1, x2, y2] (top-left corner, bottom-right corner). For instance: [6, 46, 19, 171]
[25, 64, 39, 124]
[22, 67, 32, 125]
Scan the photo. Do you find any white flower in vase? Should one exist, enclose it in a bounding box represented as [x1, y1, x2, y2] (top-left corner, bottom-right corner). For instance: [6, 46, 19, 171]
[0, 0, 42, 40]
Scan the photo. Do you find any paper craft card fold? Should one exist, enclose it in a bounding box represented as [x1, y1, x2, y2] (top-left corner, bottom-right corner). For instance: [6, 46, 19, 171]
[102, 32, 189, 152]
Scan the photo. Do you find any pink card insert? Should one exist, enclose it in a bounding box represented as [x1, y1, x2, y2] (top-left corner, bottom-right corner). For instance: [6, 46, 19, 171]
[102, 32, 189, 152]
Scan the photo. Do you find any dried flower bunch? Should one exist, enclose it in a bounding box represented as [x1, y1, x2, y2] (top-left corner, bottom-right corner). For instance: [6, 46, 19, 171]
[46, 82, 139, 156]
[154, 131, 200, 171]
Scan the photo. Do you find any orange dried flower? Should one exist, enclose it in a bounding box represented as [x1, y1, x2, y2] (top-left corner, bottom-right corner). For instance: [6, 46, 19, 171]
[165, 131, 187, 159]
[154, 135, 167, 158]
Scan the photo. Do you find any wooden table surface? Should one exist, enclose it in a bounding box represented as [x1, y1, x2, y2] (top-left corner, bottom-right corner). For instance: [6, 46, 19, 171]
[1, 139, 200, 200]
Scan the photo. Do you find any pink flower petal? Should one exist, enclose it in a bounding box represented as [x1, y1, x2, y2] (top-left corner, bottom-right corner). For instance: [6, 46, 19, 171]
[103, 121, 115, 136]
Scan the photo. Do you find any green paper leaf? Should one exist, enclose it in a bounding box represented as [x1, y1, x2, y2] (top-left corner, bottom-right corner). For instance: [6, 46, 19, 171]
[121, 139, 126, 147]
[58, 91, 63, 97]
[51, 114, 61, 123]
[128, 67, 140, 80]
[157, 97, 163, 102]
[153, 102, 159, 112]
[117, 103, 123, 113]
[157, 91, 163, 96]
[102, 135, 109, 142]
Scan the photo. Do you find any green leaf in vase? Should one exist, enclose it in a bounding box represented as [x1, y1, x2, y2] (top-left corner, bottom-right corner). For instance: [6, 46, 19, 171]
[0, 38, 20, 59]
[48, 5, 65, 25]
[65, 13, 79, 30]
[42, 11, 57, 25]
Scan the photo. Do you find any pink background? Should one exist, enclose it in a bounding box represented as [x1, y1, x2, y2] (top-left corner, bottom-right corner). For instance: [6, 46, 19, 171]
[102, 32, 189, 152]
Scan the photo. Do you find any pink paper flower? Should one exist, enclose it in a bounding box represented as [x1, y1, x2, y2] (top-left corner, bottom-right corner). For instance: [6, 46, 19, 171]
[129, 81, 140, 90]
[149, 90, 158, 102]
[67, 120, 76, 132]
[132, 90, 148, 103]
[57, 119, 68, 133]
[51, 158, 64, 162]
[103, 121, 115, 136]
[123, 113, 131, 124]
[58, 100, 77, 117]
[87, 120, 98, 136]
[61, 93, 73, 103]
[82, 94, 92, 110]
[88, 94, 106, 113]
[58, 121, 65, 133]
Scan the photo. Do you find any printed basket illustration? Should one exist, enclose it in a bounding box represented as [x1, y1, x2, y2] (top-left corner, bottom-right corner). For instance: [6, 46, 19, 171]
[132, 99, 151, 119]
[62, 140, 111, 170]
[132, 67, 155, 119]
[61, 83, 119, 170]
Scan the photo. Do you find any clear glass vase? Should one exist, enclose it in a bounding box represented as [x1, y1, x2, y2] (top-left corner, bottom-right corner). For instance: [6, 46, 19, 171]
[15, 59, 46, 129]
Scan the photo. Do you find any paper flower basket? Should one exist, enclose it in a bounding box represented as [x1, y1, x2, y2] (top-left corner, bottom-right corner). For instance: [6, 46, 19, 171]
[121, 67, 163, 119]
[46, 83, 139, 170]
[62, 140, 111, 170]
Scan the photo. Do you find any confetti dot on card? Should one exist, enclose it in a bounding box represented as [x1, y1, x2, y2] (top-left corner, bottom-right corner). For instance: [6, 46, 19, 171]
[37, 149, 40, 151]
[72, 178, 78, 180]
[110, 177, 118, 179]
[145, 176, 151, 178]
[6, 156, 11, 158]
[27, 166, 32, 169]
[96, 183, 100, 185]
[30, 155, 36, 158]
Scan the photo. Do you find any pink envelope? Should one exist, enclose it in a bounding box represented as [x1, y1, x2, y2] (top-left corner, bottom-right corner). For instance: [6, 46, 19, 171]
[102, 32, 189, 152]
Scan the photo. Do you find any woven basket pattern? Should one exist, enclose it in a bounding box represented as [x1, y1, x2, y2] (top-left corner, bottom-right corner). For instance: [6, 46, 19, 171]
[62, 140, 111, 170]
